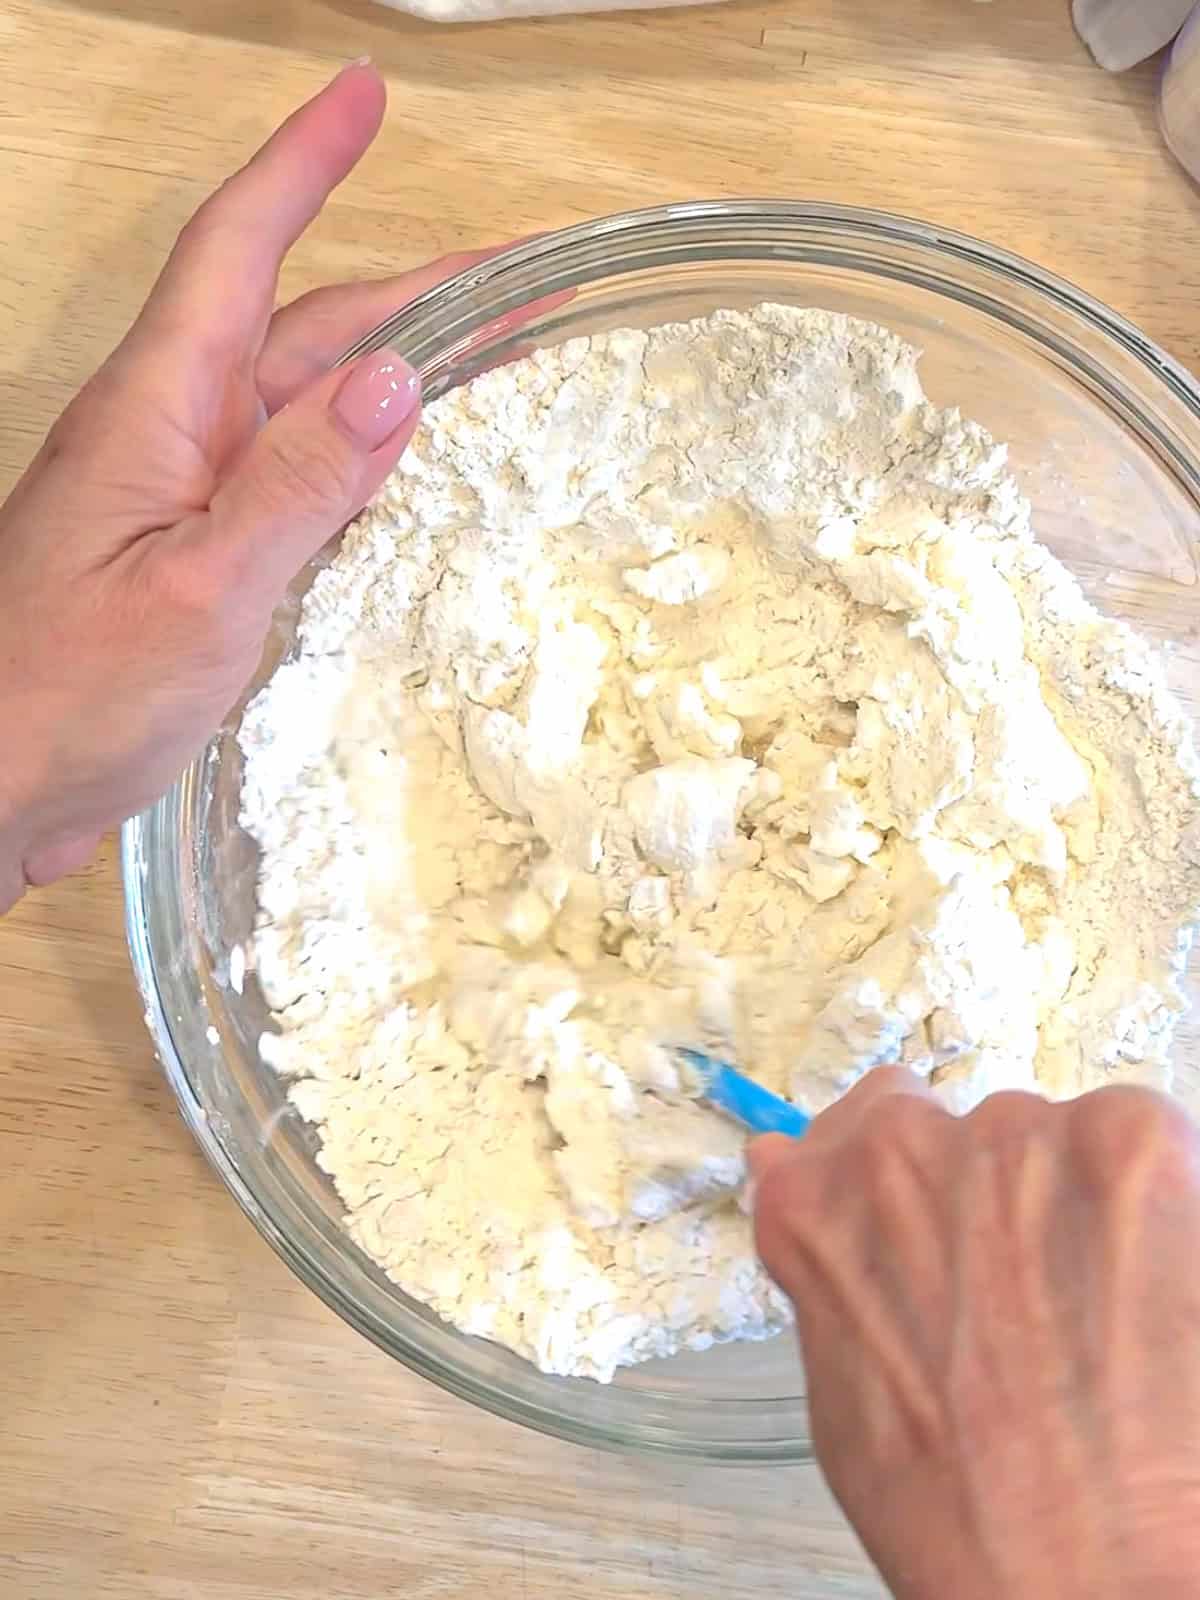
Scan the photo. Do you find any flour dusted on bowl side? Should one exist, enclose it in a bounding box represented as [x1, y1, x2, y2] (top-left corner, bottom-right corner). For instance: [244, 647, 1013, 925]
[238, 304, 1200, 1382]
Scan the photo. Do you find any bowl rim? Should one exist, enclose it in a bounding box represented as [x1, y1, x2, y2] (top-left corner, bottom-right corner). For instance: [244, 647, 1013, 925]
[340, 198, 1200, 499]
[122, 196, 1200, 1462]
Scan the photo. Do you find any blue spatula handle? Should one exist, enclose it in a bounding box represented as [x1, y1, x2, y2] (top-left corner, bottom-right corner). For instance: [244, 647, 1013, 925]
[677, 1049, 811, 1139]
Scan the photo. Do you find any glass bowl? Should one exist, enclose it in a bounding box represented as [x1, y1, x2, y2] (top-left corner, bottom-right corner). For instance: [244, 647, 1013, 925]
[122, 201, 1200, 1463]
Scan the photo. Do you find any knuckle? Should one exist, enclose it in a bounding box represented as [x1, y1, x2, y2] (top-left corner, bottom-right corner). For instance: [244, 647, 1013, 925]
[862, 1064, 921, 1100]
[1071, 1085, 1200, 1188]
[754, 1148, 821, 1231]
[752, 1153, 827, 1287]
[966, 1090, 1051, 1146]
[825, 1065, 928, 1135]
[1072, 1083, 1172, 1145]
[858, 1082, 943, 1155]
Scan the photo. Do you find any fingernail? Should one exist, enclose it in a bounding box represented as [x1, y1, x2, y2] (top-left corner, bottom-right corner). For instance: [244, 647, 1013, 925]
[332, 348, 420, 449]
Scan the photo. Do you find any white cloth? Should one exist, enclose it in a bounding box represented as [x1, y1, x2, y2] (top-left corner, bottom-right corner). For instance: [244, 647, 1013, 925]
[373, 0, 724, 20]
[1073, 0, 1195, 70]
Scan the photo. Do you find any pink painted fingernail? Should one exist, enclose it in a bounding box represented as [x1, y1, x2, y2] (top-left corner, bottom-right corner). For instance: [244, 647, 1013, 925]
[332, 348, 420, 448]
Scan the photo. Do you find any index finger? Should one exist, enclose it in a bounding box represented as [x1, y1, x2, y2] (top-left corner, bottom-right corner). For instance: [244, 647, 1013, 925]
[136, 61, 387, 359]
[748, 1066, 938, 1181]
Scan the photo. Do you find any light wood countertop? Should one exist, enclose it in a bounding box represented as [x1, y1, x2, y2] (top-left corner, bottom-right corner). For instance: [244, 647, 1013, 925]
[2, 2, 1199, 1595]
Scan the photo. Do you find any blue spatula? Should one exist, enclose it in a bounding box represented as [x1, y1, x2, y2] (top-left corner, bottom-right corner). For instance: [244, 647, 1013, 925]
[676, 1048, 811, 1139]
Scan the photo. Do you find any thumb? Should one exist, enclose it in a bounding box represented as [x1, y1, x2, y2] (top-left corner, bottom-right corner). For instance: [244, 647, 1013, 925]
[205, 346, 421, 593]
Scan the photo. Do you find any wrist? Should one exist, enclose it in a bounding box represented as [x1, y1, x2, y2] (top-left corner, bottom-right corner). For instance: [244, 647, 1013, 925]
[875, 1499, 1200, 1600]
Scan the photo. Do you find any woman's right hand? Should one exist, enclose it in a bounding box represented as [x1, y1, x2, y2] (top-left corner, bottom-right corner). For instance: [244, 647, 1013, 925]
[751, 1068, 1200, 1600]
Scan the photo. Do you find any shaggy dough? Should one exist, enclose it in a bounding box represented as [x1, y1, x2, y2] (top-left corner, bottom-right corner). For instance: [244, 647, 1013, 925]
[239, 305, 1200, 1380]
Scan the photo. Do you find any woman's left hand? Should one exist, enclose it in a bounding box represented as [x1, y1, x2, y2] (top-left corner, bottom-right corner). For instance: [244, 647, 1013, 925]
[0, 62, 487, 910]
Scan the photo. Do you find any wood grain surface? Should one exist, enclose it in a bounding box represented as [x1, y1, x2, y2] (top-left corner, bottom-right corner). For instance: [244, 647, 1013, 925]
[2, 2, 1199, 1596]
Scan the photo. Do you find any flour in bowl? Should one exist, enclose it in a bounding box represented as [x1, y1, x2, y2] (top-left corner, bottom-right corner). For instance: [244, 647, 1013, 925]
[239, 304, 1200, 1380]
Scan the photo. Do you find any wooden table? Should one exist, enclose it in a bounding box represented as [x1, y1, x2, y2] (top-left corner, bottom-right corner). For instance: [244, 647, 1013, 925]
[2, 2, 1198, 1594]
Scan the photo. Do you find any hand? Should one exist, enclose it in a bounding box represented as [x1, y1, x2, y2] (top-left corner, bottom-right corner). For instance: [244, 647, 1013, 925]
[751, 1069, 1200, 1600]
[0, 64, 492, 910]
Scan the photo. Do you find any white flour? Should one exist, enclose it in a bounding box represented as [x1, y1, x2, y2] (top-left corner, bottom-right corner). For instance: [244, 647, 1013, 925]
[239, 304, 1200, 1380]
